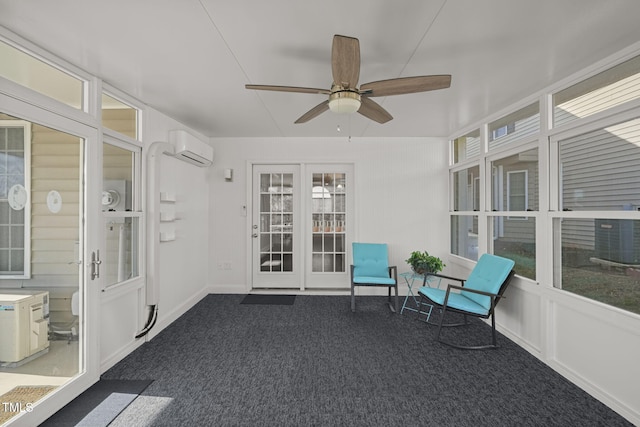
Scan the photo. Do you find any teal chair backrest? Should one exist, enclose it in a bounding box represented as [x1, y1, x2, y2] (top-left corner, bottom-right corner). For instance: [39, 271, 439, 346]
[352, 243, 390, 278]
[462, 254, 515, 311]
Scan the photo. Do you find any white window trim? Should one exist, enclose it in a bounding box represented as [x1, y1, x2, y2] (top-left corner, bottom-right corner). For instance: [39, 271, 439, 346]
[0, 120, 31, 278]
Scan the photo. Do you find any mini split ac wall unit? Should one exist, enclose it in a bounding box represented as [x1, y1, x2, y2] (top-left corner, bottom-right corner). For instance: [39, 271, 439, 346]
[168, 130, 214, 167]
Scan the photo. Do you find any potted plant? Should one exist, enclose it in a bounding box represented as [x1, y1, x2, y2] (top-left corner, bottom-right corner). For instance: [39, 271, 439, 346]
[405, 250, 445, 275]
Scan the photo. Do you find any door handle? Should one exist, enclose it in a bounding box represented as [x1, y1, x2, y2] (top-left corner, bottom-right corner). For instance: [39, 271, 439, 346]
[91, 250, 102, 280]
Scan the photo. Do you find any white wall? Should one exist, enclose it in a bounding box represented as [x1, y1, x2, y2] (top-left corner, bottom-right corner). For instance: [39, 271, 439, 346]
[100, 107, 210, 370]
[207, 136, 450, 294]
[145, 108, 211, 338]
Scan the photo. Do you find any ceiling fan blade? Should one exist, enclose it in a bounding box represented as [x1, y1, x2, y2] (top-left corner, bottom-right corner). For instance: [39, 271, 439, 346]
[246, 84, 331, 95]
[358, 97, 393, 124]
[294, 100, 330, 123]
[360, 75, 451, 97]
[331, 35, 360, 89]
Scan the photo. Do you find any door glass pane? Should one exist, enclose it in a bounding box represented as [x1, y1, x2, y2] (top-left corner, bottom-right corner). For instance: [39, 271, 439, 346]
[102, 144, 133, 212]
[103, 216, 139, 286]
[0, 113, 82, 424]
[311, 172, 346, 273]
[103, 142, 139, 288]
[259, 173, 293, 272]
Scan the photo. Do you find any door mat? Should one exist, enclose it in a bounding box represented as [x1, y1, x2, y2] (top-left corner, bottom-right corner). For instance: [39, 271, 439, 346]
[240, 294, 296, 305]
[0, 385, 57, 424]
[41, 379, 153, 427]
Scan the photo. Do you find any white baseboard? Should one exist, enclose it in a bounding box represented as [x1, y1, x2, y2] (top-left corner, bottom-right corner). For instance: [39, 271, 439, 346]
[147, 287, 210, 341]
[100, 339, 145, 374]
[206, 284, 248, 294]
[207, 283, 400, 296]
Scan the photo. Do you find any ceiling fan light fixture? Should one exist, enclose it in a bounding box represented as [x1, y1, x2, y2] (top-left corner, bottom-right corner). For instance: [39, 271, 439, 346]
[328, 90, 361, 114]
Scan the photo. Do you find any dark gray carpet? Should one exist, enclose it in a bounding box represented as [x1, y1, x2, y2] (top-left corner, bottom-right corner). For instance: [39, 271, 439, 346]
[41, 379, 153, 426]
[100, 294, 631, 426]
[240, 294, 296, 305]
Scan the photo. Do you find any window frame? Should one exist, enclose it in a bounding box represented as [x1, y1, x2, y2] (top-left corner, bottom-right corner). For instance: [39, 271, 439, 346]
[507, 169, 528, 219]
[101, 136, 143, 290]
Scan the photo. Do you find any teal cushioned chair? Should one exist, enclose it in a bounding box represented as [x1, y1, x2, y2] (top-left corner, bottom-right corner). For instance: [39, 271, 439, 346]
[350, 242, 398, 313]
[418, 253, 515, 349]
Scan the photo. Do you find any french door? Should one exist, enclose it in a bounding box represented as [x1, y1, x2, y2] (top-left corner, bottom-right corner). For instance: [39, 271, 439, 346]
[0, 96, 101, 426]
[251, 164, 353, 290]
[252, 165, 301, 288]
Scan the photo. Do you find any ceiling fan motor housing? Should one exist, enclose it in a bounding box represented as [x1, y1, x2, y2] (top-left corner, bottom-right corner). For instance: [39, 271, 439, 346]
[328, 86, 361, 114]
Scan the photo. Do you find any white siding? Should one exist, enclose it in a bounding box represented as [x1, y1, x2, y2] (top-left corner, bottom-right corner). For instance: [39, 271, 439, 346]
[30, 123, 81, 287]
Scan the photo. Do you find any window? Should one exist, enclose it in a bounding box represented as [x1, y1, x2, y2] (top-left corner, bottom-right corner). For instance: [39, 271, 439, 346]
[507, 170, 528, 212]
[491, 124, 513, 141]
[0, 120, 29, 276]
[488, 148, 538, 280]
[491, 149, 538, 212]
[488, 103, 539, 150]
[553, 116, 640, 313]
[451, 165, 480, 262]
[102, 92, 139, 140]
[102, 141, 141, 287]
[453, 165, 480, 211]
[559, 118, 640, 211]
[553, 54, 640, 127]
[0, 39, 84, 109]
[452, 129, 480, 164]
[554, 218, 640, 315]
[451, 215, 478, 261]
[473, 177, 480, 211]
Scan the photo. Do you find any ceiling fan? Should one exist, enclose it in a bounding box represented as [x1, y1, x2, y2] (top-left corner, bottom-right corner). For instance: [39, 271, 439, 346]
[246, 34, 451, 124]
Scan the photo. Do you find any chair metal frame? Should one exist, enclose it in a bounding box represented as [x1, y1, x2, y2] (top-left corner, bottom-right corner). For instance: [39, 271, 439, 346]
[350, 243, 399, 313]
[350, 265, 399, 313]
[419, 269, 515, 350]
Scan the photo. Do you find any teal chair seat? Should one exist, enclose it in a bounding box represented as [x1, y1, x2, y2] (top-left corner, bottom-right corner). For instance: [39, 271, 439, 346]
[419, 288, 489, 316]
[353, 276, 397, 285]
[417, 253, 515, 349]
[350, 242, 399, 313]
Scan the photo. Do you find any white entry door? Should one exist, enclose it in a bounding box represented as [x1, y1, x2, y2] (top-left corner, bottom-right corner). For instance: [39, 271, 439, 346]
[251, 165, 301, 288]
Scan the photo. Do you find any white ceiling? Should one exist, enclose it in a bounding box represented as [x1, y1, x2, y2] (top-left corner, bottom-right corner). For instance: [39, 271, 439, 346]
[2, 0, 640, 139]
